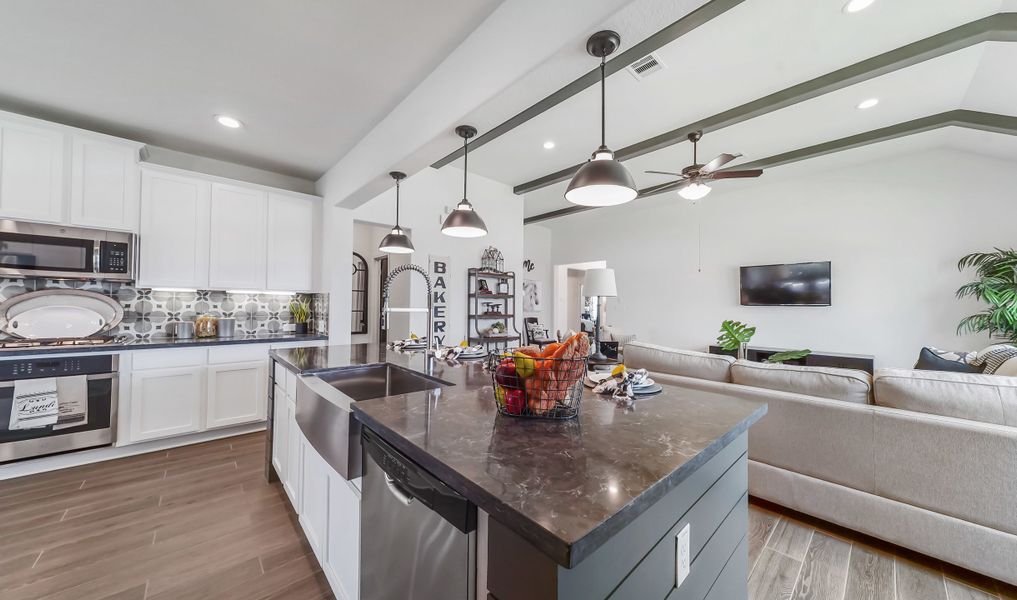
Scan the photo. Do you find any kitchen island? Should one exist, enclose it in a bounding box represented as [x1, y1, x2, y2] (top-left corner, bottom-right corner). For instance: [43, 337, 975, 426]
[270, 344, 766, 600]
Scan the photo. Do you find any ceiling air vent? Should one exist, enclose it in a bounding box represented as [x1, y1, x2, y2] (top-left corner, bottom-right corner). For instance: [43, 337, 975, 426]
[626, 53, 665, 80]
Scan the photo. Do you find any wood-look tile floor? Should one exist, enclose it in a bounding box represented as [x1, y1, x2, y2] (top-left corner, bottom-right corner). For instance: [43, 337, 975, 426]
[747, 501, 1017, 600]
[0, 433, 334, 600]
[3, 434, 1015, 600]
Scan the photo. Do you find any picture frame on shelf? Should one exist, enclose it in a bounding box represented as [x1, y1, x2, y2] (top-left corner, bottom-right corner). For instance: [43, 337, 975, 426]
[477, 279, 491, 294]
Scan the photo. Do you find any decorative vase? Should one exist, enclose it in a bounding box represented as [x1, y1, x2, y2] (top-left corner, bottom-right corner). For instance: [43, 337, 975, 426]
[737, 342, 749, 360]
[294, 322, 308, 334]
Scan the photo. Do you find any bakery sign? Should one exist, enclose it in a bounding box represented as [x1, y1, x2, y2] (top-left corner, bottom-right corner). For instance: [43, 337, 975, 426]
[429, 255, 449, 347]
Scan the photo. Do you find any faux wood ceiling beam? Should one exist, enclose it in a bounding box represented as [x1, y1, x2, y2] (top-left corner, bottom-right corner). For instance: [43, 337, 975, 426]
[524, 110, 1017, 224]
[516, 12, 1017, 196]
[429, 0, 748, 170]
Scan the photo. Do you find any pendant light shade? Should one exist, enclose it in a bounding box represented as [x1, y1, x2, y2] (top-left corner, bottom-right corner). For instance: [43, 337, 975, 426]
[379, 171, 415, 254]
[442, 125, 488, 238]
[565, 31, 637, 207]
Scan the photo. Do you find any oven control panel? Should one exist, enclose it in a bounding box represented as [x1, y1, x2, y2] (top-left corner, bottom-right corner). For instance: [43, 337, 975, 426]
[99, 241, 130, 274]
[0, 355, 114, 379]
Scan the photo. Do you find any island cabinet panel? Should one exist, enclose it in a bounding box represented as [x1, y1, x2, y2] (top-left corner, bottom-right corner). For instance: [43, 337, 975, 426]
[300, 437, 330, 562]
[487, 434, 749, 600]
[271, 383, 288, 478]
[325, 472, 360, 600]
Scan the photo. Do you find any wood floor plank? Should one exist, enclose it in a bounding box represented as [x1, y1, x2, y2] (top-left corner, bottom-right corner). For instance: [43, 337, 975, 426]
[94, 582, 149, 600]
[945, 579, 1000, 600]
[749, 547, 803, 600]
[897, 558, 948, 600]
[791, 532, 851, 600]
[146, 556, 264, 600]
[767, 518, 814, 561]
[842, 544, 895, 600]
[748, 507, 779, 572]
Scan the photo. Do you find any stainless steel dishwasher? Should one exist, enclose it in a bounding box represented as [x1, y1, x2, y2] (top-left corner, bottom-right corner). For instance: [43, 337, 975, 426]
[360, 427, 477, 600]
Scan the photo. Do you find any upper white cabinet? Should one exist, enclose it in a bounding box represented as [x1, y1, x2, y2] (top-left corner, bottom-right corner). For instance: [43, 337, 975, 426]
[0, 120, 65, 223]
[267, 192, 315, 292]
[139, 168, 211, 289]
[70, 136, 142, 231]
[209, 183, 268, 290]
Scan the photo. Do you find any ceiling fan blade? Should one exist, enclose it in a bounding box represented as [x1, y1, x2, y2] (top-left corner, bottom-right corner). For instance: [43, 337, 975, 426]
[644, 170, 684, 177]
[700, 153, 741, 174]
[710, 169, 763, 180]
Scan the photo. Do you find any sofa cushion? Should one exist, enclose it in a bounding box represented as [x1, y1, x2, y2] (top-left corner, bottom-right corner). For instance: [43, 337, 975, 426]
[914, 346, 983, 374]
[972, 344, 1017, 376]
[623, 341, 734, 382]
[874, 368, 1017, 426]
[730, 360, 873, 404]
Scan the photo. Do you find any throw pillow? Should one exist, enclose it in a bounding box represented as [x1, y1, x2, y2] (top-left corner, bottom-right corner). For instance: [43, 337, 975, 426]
[913, 347, 983, 373]
[973, 344, 1017, 375]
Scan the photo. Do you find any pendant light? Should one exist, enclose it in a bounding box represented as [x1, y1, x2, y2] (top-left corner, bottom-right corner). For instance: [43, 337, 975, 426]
[441, 125, 488, 238]
[565, 31, 637, 207]
[379, 171, 414, 254]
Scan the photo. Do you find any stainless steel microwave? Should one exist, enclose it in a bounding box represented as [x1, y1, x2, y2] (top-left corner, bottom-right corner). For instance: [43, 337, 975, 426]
[0, 220, 136, 282]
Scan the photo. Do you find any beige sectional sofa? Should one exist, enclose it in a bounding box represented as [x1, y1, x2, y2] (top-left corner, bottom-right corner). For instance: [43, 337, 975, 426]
[624, 341, 1017, 585]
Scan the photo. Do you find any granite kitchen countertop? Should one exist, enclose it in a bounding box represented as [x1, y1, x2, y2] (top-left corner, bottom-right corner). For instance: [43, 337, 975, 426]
[271, 343, 767, 569]
[0, 333, 329, 357]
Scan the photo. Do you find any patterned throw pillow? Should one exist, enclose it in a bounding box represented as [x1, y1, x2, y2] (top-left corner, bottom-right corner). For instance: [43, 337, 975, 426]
[914, 347, 982, 373]
[972, 344, 1017, 375]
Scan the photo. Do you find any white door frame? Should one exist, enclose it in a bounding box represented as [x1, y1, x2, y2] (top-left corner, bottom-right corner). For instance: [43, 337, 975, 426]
[552, 260, 606, 335]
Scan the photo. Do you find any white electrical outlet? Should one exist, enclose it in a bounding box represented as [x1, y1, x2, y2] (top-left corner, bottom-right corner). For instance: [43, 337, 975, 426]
[676, 522, 691, 587]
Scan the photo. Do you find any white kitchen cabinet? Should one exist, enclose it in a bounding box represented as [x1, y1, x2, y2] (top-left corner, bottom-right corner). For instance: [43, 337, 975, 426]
[69, 136, 141, 231]
[206, 360, 267, 429]
[271, 383, 288, 478]
[266, 192, 315, 292]
[139, 168, 210, 289]
[325, 472, 361, 600]
[128, 366, 205, 442]
[0, 120, 65, 223]
[300, 437, 331, 562]
[285, 397, 302, 509]
[209, 183, 267, 290]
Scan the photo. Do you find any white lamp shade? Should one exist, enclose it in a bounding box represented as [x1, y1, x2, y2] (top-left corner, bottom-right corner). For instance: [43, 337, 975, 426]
[583, 268, 617, 297]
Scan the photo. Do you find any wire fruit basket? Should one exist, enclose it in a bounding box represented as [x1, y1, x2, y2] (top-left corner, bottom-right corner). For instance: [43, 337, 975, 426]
[490, 334, 589, 420]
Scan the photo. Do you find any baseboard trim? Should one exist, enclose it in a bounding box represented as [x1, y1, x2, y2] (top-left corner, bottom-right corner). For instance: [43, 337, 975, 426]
[0, 422, 266, 480]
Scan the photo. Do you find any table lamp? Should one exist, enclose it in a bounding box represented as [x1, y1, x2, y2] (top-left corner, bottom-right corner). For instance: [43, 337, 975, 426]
[583, 268, 617, 361]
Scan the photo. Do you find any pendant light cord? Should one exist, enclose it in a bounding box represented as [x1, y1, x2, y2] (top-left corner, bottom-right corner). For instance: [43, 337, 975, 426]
[600, 57, 606, 148]
[462, 135, 469, 200]
[394, 178, 400, 227]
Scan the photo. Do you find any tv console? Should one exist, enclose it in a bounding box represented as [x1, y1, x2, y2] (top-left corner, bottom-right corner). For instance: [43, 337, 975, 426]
[708, 345, 875, 374]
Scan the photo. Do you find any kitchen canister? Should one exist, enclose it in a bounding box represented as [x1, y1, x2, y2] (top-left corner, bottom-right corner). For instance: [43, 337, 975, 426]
[195, 315, 217, 338]
[217, 317, 236, 338]
[172, 321, 195, 339]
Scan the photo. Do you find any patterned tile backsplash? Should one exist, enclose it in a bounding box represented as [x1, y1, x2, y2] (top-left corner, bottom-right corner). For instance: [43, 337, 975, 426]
[0, 278, 329, 340]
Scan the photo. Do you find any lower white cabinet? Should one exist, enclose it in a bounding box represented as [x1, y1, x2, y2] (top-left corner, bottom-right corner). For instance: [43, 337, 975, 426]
[271, 383, 288, 478]
[128, 366, 205, 442]
[325, 471, 361, 600]
[284, 398, 302, 508]
[300, 438, 331, 561]
[206, 361, 268, 429]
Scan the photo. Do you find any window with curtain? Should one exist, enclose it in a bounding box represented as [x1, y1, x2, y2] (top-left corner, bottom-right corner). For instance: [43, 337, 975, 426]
[351, 252, 368, 334]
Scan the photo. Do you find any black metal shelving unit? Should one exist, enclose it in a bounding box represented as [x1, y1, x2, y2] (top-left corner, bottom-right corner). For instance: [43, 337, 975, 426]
[467, 268, 521, 354]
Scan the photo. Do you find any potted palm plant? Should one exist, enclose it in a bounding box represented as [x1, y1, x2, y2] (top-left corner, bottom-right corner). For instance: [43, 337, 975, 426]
[289, 299, 311, 334]
[956, 248, 1017, 342]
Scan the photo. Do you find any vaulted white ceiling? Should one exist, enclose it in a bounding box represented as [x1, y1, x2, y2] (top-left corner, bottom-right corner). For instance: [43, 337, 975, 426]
[0, 0, 502, 179]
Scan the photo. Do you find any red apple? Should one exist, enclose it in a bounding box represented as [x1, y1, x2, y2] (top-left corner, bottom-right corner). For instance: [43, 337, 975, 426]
[495, 363, 521, 389]
[504, 389, 525, 415]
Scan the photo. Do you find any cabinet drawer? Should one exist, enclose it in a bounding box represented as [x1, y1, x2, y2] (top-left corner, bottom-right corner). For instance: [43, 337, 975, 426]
[208, 344, 268, 365]
[132, 348, 207, 370]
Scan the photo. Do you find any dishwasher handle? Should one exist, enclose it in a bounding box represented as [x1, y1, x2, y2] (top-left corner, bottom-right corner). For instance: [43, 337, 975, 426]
[385, 474, 415, 506]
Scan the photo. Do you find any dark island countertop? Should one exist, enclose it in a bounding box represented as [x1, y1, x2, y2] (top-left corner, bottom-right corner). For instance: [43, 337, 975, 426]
[270, 343, 766, 569]
[0, 333, 329, 357]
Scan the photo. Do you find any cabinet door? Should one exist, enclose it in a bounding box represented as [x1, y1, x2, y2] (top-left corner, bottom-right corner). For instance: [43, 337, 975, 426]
[284, 399, 302, 510]
[209, 183, 267, 290]
[70, 136, 141, 231]
[326, 472, 361, 600]
[139, 169, 210, 288]
[206, 360, 267, 429]
[0, 121, 65, 223]
[266, 193, 314, 292]
[271, 383, 288, 478]
[300, 438, 330, 562]
[129, 366, 205, 442]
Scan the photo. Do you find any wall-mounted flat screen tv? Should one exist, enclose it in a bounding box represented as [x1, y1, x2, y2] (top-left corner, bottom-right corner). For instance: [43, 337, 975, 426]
[740, 261, 831, 306]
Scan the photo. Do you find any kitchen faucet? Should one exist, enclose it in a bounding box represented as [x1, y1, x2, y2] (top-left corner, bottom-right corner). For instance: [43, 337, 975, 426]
[381, 263, 435, 352]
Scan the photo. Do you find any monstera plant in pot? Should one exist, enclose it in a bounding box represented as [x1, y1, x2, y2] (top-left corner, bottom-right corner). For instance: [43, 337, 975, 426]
[717, 320, 756, 360]
[956, 248, 1017, 342]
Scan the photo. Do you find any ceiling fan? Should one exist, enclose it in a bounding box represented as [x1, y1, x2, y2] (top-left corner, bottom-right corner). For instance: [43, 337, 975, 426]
[644, 131, 762, 201]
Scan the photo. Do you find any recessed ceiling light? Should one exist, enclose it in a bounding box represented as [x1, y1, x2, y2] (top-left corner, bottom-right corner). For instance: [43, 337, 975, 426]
[543, 140, 555, 150]
[842, 0, 875, 13]
[857, 98, 879, 110]
[214, 114, 243, 129]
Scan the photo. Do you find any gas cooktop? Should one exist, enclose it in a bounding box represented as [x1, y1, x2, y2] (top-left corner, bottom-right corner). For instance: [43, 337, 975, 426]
[0, 335, 128, 350]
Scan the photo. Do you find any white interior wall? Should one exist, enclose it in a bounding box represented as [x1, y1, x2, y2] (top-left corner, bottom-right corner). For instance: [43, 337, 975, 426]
[521, 224, 553, 329]
[320, 166, 523, 344]
[539, 147, 1017, 368]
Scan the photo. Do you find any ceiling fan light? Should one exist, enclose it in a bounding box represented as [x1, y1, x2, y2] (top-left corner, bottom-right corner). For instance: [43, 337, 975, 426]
[441, 200, 488, 238]
[379, 226, 415, 254]
[565, 147, 638, 207]
[678, 182, 712, 201]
